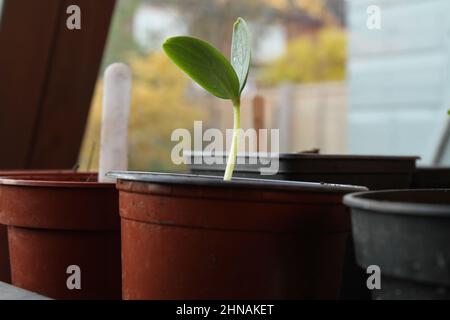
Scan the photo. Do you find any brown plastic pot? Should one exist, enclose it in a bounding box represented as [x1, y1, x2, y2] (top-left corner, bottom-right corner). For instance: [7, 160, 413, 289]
[0, 220, 8, 283]
[0, 173, 121, 300]
[0, 170, 75, 284]
[111, 171, 366, 300]
[186, 152, 419, 299]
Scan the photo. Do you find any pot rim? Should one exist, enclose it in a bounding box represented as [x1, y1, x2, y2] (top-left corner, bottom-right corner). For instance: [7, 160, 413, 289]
[184, 150, 420, 161]
[343, 189, 450, 217]
[108, 171, 367, 193]
[0, 172, 113, 189]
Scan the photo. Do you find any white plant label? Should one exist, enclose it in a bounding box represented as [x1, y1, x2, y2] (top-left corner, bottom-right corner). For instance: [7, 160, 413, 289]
[99, 63, 132, 183]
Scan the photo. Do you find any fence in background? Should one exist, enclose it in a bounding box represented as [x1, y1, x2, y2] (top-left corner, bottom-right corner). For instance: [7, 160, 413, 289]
[207, 81, 347, 154]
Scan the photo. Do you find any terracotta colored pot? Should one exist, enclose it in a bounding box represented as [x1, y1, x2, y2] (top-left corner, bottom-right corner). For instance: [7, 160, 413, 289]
[0, 170, 74, 284]
[186, 152, 419, 300]
[111, 171, 366, 300]
[0, 170, 73, 177]
[0, 222, 8, 283]
[0, 173, 121, 300]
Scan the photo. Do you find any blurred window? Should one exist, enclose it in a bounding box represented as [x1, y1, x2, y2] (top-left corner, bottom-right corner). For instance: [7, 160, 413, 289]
[80, 0, 348, 172]
[80, 0, 449, 171]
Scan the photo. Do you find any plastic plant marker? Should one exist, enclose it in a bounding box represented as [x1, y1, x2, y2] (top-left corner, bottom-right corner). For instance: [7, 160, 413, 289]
[99, 63, 132, 183]
[163, 17, 251, 181]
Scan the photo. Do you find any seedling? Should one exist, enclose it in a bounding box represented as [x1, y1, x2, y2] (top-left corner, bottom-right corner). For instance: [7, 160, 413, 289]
[163, 17, 251, 181]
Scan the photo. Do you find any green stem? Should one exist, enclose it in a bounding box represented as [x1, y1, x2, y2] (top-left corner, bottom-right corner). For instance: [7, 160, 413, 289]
[224, 101, 241, 181]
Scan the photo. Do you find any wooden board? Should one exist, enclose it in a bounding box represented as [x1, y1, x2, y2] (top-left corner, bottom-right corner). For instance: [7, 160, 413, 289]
[0, 0, 116, 169]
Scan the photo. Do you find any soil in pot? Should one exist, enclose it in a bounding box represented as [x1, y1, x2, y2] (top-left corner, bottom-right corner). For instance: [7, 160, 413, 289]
[344, 189, 450, 299]
[0, 173, 121, 300]
[411, 167, 450, 189]
[111, 171, 366, 300]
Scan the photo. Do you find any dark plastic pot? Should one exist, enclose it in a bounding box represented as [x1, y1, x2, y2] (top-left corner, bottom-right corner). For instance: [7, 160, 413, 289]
[186, 152, 418, 190]
[111, 171, 366, 300]
[344, 189, 450, 299]
[0, 173, 121, 300]
[412, 167, 450, 189]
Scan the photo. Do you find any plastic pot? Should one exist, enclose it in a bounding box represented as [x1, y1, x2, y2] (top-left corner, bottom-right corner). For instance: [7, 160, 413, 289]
[186, 152, 418, 190]
[0, 220, 8, 283]
[186, 152, 418, 299]
[0, 173, 121, 300]
[0, 170, 74, 284]
[412, 167, 450, 189]
[344, 189, 450, 299]
[111, 171, 366, 300]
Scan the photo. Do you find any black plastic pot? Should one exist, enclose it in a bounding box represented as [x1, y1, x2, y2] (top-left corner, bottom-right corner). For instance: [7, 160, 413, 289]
[412, 167, 450, 189]
[185, 152, 418, 190]
[344, 189, 450, 300]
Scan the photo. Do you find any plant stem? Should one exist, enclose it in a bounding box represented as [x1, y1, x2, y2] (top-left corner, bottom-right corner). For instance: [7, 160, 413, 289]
[224, 101, 241, 181]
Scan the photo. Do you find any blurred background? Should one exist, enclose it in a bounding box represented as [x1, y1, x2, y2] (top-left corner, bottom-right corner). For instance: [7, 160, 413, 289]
[1, 0, 449, 172]
[80, 0, 349, 171]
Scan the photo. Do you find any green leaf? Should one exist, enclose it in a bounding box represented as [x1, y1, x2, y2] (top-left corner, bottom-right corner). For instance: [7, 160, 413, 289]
[231, 17, 251, 93]
[163, 36, 240, 102]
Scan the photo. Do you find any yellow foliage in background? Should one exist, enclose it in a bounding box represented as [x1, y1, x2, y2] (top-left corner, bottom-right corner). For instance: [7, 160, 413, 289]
[259, 28, 346, 85]
[79, 52, 205, 172]
[262, 0, 338, 25]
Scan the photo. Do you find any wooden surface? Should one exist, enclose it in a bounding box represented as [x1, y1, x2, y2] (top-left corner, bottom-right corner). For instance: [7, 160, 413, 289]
[0, 0, 61, 169]
[0, 0, 116, 169]
[210, 82, 347, 154]
[0, 282, 50, 300]
[252, 95, 265, 152]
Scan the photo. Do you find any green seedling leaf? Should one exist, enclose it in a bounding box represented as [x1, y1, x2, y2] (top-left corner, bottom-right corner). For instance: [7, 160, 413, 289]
[163, 36, 240, 102]
[162, 18, 253, 181]
[231, 17, 251, 93]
